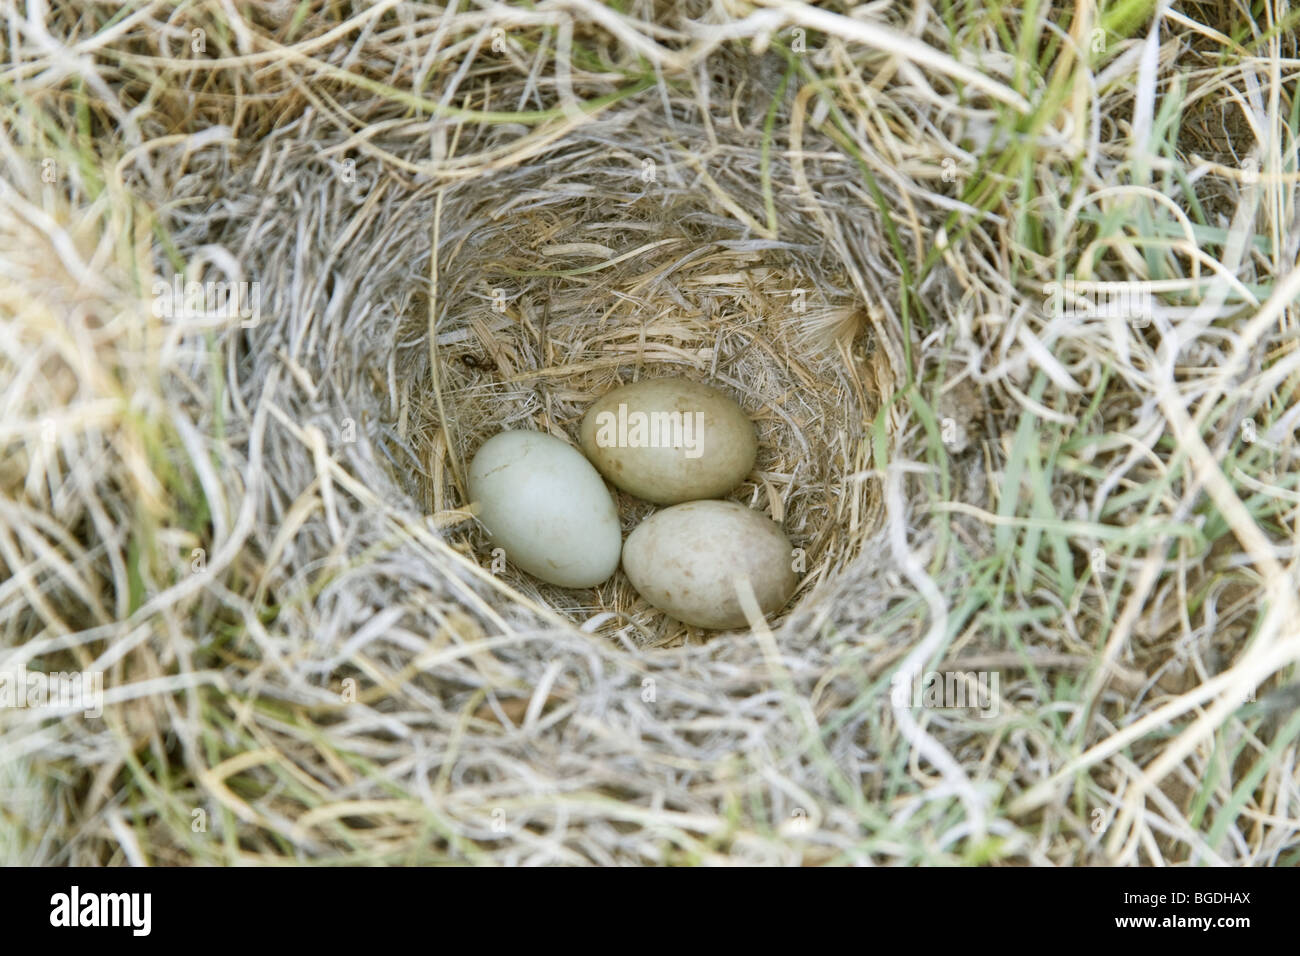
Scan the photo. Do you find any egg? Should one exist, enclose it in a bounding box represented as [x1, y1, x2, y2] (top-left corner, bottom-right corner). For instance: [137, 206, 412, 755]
[579, 377, 757, 504]
[468, 430, 622, 588]
[621, 500, 798, 629]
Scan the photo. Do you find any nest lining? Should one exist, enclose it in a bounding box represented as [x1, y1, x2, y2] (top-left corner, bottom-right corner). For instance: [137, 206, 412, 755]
[382, 174, 885, 645]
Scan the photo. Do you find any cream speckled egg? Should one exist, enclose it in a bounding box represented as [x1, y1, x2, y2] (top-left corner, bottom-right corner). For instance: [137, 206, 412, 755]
[579, 377, 757, 505]
[468, 430, 622, 588]
[622, 500, 797, 629]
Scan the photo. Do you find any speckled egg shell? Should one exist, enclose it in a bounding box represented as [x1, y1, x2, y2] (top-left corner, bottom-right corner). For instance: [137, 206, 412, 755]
[622, 500, 797, 629]
[580, 377, 757, 505]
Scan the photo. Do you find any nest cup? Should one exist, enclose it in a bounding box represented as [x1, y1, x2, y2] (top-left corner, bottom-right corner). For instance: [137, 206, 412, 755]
[379, 127, 887, 645]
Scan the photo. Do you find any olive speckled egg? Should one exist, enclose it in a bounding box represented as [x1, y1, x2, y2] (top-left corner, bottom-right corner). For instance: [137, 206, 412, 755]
[621, 500, 798, 629]
[579, 377, 757, 505]
[468, 430, 622, 588]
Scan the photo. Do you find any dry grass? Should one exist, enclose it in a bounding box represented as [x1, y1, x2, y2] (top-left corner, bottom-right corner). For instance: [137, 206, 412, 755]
[1, 0, 1299, 865]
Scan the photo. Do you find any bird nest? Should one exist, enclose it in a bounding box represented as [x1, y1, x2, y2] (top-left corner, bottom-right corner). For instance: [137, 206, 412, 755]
[383, 146, 889, 644]
[7, 0, 1294, 867]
